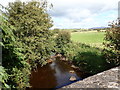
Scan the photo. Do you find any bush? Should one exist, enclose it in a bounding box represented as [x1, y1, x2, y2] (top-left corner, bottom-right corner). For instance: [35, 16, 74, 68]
[73, 44, 108, 74]
[55, 31, 71, 45]
[53, 28, 60, 34]
[0, 66, 9, 88]
[54, 30, 79, 61]
[0, 9, 30, 88]
[60, 42, 79, 61]
[104, 18, 120, 66]
[55, 30, 71, 55]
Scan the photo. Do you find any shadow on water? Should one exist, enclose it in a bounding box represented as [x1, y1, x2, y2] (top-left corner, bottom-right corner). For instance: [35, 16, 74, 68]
[28, 57, 90, 89]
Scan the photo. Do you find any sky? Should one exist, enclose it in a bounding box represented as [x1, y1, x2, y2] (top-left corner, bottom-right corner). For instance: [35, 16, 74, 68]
[0, 0, 119, 29]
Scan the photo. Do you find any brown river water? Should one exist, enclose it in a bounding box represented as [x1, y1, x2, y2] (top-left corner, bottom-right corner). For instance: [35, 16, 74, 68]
[28, 57, 90, 89]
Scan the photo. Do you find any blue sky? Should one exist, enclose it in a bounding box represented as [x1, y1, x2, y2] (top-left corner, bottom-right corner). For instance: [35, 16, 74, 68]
[0, 0, 119, 29]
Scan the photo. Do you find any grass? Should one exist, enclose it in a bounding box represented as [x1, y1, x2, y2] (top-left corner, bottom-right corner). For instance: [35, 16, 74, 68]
[71, 31, 105, 47]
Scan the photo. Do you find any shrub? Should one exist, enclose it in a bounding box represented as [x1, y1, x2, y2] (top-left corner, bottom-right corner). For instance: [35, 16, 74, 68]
[55, 30, 71, 55]
[53, 28, 60, 34]
[104, 18, 120, 66]
[55, 31, 71, 45]
[73, 44, 108, 74]
[0, 66, 9, 88]
[0, 7, 30, 88]
[60, 42, 80, 61]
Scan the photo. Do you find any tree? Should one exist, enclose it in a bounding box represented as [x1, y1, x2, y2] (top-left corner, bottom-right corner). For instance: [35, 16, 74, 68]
[7, 0, 55, 68]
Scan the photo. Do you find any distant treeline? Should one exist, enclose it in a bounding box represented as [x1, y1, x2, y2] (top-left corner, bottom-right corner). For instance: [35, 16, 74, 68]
[52, 27, 110, 33]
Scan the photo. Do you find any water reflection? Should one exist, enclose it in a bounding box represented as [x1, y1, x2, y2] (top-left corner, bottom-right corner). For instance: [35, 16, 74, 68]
[29, 58, 88, 89]
[30, 64, 57, 88]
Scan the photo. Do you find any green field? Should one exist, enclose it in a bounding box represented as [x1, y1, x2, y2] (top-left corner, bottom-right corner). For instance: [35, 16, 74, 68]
[71, 31, 105, 47]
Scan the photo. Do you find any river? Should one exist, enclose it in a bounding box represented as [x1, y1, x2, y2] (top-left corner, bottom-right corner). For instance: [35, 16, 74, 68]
[29, 57, 90, 89]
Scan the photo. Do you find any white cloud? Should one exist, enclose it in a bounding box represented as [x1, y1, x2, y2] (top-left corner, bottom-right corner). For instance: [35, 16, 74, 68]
[48, 0, 119, 29]
[0, 0, 119, 28]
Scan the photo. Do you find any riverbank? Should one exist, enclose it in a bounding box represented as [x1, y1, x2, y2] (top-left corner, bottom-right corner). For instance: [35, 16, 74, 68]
[61, 66, 120, 89]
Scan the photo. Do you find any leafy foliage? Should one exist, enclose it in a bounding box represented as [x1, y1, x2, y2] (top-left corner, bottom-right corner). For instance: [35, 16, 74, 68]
[1, 0, 55, 88]
[55, 31, 71, 55]
[72, 43, 108, 74]
[54, 30, 78, 61]
[1, 8, 30, 88]
[0, 66, 9, 88]
[7, 1, 54, 68]
[104, 18, 120, 65]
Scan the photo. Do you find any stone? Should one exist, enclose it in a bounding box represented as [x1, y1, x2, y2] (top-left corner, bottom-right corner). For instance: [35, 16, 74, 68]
[71, 65, 79, 69]
[56, 54, 62, 57]
[69, 76, 76, 81]
[47, 59, 53, 63]
[69, 70, 75, 73]
[63, 66, 120, 88]
[61, 57, 66, 61]
[50, 56, 55, 59]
